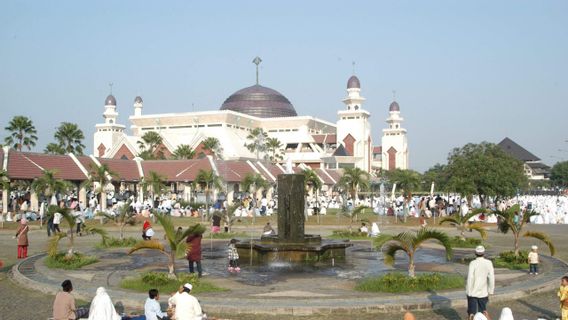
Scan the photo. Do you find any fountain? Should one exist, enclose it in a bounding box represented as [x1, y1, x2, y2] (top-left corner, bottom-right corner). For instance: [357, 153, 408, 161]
[235, 174, 352, 265]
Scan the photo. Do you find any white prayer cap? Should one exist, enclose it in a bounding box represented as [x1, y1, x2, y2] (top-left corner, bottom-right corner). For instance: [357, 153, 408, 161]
[475, 245, 485, 254]
[532, 245, 538, 250]
[183, 283, 193, 290]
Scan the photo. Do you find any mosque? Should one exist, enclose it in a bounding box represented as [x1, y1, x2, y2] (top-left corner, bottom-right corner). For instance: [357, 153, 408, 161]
[93, 59, 409, 173]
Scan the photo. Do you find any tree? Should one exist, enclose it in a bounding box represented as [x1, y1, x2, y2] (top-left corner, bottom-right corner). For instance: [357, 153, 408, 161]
[97, 201, 137, 240]
[213, 203, 240, 233]
[201, 137, 223, 159]
[44, 143, 66, 155]
[193, 169, 223, 214]
[265, 137, 284, 163]
[54, 122, 86, 155]
[550, 161, 568, 187]
[142, 171, 167, 201]
[81, 164, 117, 210]
[445, 142, 527, 206]
[386, 169, 422, 201]
[374, 229, 453, 277]
[422, 164, 449, 193]
[172, 144, 195, 160]
[244, 128, 268, 161]
[495, 204, 555, 256]
[303, 169, 322, 196]
[439, 209, 488, 241]
[129, 216, 204, 278]
[4, 115, 38, 151]
[338, 167, 370, 201]
[31, 169, 71, 202]
[138, 131, 164, 160]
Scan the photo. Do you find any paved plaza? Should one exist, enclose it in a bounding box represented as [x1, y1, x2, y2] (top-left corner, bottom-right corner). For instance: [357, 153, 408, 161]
[0, 220, 566, 320]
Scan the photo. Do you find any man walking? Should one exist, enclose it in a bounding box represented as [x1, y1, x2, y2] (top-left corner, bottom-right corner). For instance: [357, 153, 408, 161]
[466, 245, 495, 320]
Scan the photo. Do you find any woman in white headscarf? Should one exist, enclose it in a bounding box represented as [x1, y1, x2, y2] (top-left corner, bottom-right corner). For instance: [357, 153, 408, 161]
[473, 312, 488, 320]
[498, 307, 514, 320]
[370, 222, 380, 237]
[88, 287, 122, 320]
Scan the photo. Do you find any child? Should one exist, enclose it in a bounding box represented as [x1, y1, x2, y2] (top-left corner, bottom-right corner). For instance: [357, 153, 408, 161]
[558, 276, 568, 320]
[227, 239, 240, 273]
[527, 245, 539, 275]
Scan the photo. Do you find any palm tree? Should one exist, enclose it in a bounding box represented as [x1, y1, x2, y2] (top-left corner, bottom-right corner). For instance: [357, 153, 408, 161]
[242, 173, 269, 198]
[4, 115, 38, 151]
[439, 209, 488, 241]
[172, 144, 195, 160]
[129, 216, 204, 278]
[265, 137, 283, 163]
[201, 137, 223, 159]
[374, 228, 453, 277]
[97, 201, 137, 240]
[213, 203, 240, 233]
[338, 167, 370, 201]
[244, 128, 268, 161]
[303, 169, 322, 196]
[31, 169, 71, 203]
[142, 171, 167, 201]
[81, 164, 117, 211]
[44, 143, 66, 155]
[138, 131, 163, 159]
[495, 204, 555, 256]
[54, 122, 86, 155]
[386, 169, 422, 202]
[194, 169, 223, 214]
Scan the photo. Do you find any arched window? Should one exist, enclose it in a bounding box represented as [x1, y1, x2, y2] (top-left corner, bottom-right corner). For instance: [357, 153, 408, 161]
[354, 105, 359, 110]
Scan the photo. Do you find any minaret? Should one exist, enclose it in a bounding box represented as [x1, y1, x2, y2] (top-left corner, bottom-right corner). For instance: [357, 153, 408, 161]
[134, 96, 143, 117]
[381, 97, 408, 170]
[336, 74, 373, 171]
[94, 86, 126, 158]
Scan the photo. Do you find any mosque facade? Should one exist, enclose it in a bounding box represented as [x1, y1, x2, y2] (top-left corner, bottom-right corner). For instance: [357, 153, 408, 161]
[93, 70, 409, 173]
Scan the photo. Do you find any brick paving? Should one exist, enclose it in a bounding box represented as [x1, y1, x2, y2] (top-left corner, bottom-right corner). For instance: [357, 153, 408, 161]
[0, 222, 567, 319]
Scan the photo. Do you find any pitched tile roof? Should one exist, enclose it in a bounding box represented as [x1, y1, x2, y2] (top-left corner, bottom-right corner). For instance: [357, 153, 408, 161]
[15, 152, 87, 181]
[332, 144, 350, 156]
[99, 158, 141, 181]
[142, 159, 211, 182]
[7, 151, 44, 180]
[173, 158, 212, 182]
[498, 137, 540, 162]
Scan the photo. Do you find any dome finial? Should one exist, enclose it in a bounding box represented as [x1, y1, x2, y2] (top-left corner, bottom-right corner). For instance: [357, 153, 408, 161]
[392, 90, 396, 100]
[352, 61, 356, 75]
[252, 56, 262, 85]
[109, 82, 113, 94]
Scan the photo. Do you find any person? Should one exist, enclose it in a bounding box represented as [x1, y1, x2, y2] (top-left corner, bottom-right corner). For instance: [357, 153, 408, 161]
[262, 222, 275, 235]
[211, 214, 221, 233]
[74, 209, 84, 236]
[558, 275, 568, 320]
[359, 223, 368, 235]
[169, 283, 203, 320]
[466, 245, 495, 320]
[403, 312, 416, 320]
[419, 214, 427, 228]
[473, 312, 488, 320]
[186, 230, 203, 277]
[370, 222, 380, 237]
[227, 239, 240, 273]
[498, 307, 514, 320]
[53, 279, 81, 320]
[53, 210, 63, 233]
[528, 245, 539, 275]
[87, 287, 121, 320]
[145, 289, 168, 320]
[143, 219, 153, 240]
[15, 217, 29, 259]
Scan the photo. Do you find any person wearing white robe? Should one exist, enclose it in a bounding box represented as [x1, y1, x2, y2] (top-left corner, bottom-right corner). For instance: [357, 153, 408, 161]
[88, 287, 121, 320]
[498, 307, 514, 320]
[370, 222, 380, 237]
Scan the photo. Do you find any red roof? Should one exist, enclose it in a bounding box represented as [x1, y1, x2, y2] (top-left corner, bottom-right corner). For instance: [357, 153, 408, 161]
[315, 168, 335, 185]
[373, 146, 382, 154]
[216, 160, 259, 183]
[99, 158, 141, 181]
[312, 134, 337, 144]
[326, 169, 342, 183]
[77, 156, 97, 172]
[142, 159, 211, 182]
[175, 158, 212, 182]
[9, 152, 87, 181]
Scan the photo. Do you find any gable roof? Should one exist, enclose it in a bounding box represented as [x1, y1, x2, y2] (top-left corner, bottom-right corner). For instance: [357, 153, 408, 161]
[332, 144, 350, 156]
[498, 137, 540, 162]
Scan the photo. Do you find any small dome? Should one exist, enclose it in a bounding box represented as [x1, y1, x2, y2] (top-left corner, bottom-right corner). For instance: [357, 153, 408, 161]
[347, 75, 360, 89]
[389, 101, 400, 112]
[105, 94, 116, 106]
[220, 84, 297, 118]
[134, 96, 143, 104]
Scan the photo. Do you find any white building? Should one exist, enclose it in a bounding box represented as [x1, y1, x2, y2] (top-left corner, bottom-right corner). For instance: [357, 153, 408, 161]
[381, 101, 409, 170]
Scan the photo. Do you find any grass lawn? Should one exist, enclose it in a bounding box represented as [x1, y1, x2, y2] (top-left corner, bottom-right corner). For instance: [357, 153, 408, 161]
[355, 272, 465, 293]
[121, 271, 227, 294]
[448, 236, 483, 248]
[44, 253, 98, 270]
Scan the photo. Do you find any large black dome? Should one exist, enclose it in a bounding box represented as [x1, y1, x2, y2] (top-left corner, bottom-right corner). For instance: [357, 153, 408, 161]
[220, 84, 297, 118]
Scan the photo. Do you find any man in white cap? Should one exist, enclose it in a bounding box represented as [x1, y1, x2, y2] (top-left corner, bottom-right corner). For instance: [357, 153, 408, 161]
[170, 283, 203, 320]
[466, 245, 495, 320]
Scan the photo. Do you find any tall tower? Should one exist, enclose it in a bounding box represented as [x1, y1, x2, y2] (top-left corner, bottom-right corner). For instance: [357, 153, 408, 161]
[93, 93, 126, 157]
[336, 75, 373, 171]
[134, 96, 143, 117]
[381, 100, 408, 170]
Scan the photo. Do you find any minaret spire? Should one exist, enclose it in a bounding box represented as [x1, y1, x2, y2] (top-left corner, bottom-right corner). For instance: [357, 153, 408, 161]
[109, 82, 113, 94]
[352, 61, 356, 75]
[252, 56, 262, 85]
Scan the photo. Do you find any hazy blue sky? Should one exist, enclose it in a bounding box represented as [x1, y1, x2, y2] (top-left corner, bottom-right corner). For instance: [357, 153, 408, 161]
[1, 1, 567, 172]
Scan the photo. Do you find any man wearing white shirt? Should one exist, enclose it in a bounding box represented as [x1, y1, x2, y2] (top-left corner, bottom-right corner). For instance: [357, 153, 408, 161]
[170, 283, 203, 320]
[144, 289, 168, 320]
[466, 245, 495, 320]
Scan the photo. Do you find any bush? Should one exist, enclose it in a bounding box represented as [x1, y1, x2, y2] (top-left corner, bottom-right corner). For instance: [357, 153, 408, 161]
[97, 237, 138, 248]
[45, 253, 98, 270]
[448, 236, 482, 248]
[494, 250, 529, 270]
[121, 271, 226, 294]
[355, 272, 465, 293]
[206, 232, 248, 239]
[328, 230, 369, 239]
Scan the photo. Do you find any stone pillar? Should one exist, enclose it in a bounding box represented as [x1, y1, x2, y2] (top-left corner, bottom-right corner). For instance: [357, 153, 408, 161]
[138, 183, 144, 203]
[30, 190, 39, 212]
[277, 174, 305, 243]
[2, 187, 8, 214]
[79, 187, 87, 208]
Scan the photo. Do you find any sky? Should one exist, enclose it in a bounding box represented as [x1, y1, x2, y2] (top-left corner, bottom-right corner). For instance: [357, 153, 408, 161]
[1, 1, 567, 172]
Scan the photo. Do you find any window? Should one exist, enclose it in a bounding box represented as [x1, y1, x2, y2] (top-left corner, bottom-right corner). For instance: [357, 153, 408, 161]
[354, 105, 359, 110]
